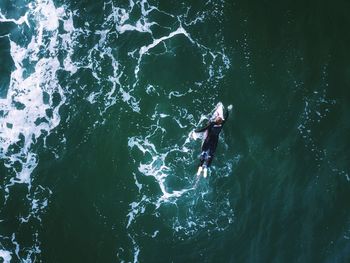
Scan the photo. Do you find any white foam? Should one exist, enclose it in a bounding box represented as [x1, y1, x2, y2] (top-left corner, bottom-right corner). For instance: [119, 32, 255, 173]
[117, 21, 156, 34]
[0, 0, 78, 260]
[128, 234, 140, 263]
[0, 0, 78, 184]
[96, 30, 108, 47]
[168, 91, 186, 99]
[60, 11, 78, 74]
[126, 195, 148, 228]
[0, 44, 62, 182]
[33, 0, 63, 31]
[133, 173, 142, 193]
[129, 135, 185, 202]
[139, 27, 187, 56]
[112, 0, 157, 35]
[87, 90, 102, 104]
[63, 56, 77, 74]
[151, 230, 159, 238]
[190, 130, 203, 141]
[0, 250, 12, 263]
[63, 11, 74, 32]
[145, 84, 158, 95]
[0, 12, 29, 27]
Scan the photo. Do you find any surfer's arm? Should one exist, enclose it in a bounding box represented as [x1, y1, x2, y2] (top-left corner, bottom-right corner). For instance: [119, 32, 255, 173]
[194, 122, 212, 133]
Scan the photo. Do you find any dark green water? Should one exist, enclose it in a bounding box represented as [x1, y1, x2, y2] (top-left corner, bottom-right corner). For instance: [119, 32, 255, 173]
[0, 0, 349, 262]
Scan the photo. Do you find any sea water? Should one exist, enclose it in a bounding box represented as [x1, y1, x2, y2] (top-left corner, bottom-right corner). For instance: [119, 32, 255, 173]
[0, 0, 349, 262]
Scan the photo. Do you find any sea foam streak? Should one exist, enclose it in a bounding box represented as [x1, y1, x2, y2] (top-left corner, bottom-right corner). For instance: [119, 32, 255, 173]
[81, 0, 230, 116]
[0, 0, 77, 260]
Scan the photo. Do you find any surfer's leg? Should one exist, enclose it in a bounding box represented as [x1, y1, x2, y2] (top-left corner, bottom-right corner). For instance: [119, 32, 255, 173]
[197, 152, 205, 175]
[202, 155, 211, 178]
[199, 150, 208, 165]
[202, 149, 214, 178]
[203, 166, 208, 178]
[199, 154, 204, 166]
[196, 166, 203, 176]
[201, 138, 210, 152]
[202, 152, 212, 178]
[197, 151, 208, 175]
[205, 140, 217, 168]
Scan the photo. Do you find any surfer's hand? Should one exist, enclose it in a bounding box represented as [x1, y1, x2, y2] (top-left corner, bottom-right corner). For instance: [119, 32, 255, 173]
[227, 105, 233, 111]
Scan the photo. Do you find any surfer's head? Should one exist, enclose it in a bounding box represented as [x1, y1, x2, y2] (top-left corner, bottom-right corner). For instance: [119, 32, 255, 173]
[215, 116, 223, 124]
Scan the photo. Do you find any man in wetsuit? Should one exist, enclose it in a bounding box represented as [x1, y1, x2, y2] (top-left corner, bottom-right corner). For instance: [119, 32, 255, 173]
[195, 107, 229, 178]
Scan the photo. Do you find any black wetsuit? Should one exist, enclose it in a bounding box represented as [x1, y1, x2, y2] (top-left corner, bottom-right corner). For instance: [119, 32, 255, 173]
[195, 109, 229, 167]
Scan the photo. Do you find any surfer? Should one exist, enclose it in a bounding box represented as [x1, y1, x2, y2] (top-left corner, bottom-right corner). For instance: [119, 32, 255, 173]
[194, 103, 232, 178]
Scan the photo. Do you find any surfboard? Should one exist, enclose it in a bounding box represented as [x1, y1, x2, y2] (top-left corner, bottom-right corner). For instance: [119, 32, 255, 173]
[210, 102, 225, 122]
[191, 102, 225, 140]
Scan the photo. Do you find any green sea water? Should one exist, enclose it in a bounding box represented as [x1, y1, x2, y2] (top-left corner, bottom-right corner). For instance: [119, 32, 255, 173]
[0, 0, 349, 262]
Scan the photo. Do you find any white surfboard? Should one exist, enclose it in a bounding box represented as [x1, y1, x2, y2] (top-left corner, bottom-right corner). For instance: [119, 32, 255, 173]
[210, 102, 225, 122]
[191, 102, 226, 140]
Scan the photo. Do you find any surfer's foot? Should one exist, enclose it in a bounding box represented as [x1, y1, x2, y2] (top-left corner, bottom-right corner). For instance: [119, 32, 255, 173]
[203, 167, 208, 178]
[197, 166, 203, 176]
